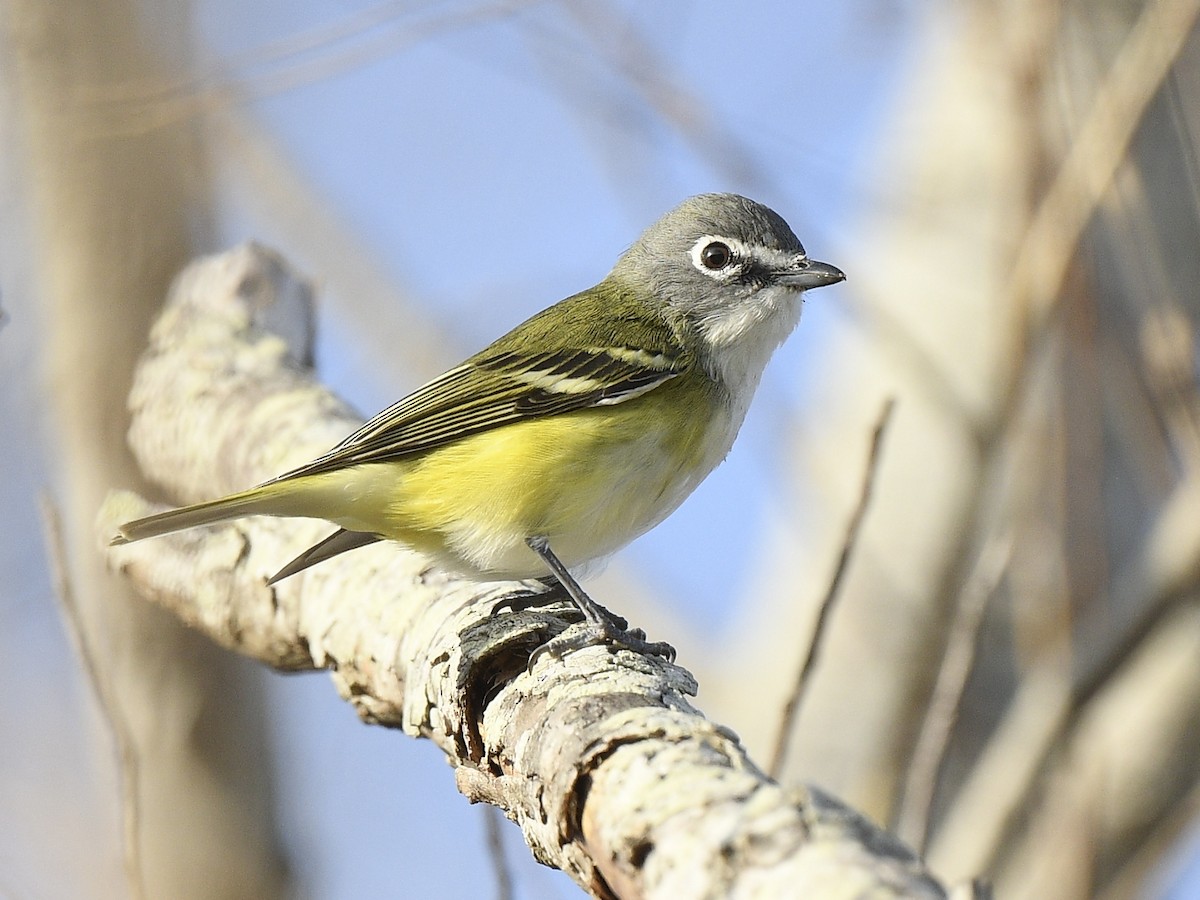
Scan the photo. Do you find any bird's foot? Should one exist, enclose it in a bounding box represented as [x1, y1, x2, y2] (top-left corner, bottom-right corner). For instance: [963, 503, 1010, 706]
[527, 619, 675, 672]
[493, 581, 629, 631]
[492, 580, 568, 615]
[517, 536, 673, 671]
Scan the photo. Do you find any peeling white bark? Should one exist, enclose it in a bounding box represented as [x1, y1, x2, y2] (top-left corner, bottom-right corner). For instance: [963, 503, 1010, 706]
[99, 244, 962, 899]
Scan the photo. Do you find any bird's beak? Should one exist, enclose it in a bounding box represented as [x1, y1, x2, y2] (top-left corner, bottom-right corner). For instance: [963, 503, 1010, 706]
[779, 257, 845, 290]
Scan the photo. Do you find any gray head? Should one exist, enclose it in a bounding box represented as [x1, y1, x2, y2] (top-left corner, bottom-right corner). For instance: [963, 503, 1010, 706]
[611, 193, 843, 353]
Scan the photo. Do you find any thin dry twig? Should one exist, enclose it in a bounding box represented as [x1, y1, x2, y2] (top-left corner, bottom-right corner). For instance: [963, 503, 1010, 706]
[895, 534, 1013, 852]
[768, 396, 897, 780]
[39, 495, 146, 900]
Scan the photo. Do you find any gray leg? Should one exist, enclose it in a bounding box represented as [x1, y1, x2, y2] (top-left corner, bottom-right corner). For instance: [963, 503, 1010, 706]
[524, 536, 675, 666]
[492, 576, 629, 631]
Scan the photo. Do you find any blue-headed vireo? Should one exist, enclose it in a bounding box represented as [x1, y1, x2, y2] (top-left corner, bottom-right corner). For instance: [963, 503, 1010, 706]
[113, 193, 843, 661]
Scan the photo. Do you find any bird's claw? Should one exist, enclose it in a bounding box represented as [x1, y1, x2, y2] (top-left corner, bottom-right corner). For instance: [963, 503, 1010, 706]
[526, 620, 676, 673]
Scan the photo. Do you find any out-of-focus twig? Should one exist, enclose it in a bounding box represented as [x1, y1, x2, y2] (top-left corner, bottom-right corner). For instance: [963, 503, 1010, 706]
[482, 807, 513, 900]
[81, 0, 548, 135]
[895, 534, 1013, 852]
[1006, 0, 1200, 361]
[926, 665, 1072, 879]
[40, 495, 146, 900]
[990, 600, 1200, 898]
[917, 0, 1200, 873]
[1139, 305, 1200, 474]
[82, 0, 430, 104]
[768, 397, 896, 780]
[1096, 774, 1200, 900]
[558, 0, 773, 195]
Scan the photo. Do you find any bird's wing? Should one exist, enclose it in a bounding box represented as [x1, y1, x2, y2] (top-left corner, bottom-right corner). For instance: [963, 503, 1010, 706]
[272, 298, 689, 482]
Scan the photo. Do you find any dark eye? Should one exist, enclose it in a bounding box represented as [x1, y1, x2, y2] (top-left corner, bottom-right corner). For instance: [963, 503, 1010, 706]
[700, 241, 733, 270]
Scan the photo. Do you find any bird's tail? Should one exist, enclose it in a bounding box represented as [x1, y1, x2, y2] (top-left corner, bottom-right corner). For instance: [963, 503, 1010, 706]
[111, 481, 302, 545]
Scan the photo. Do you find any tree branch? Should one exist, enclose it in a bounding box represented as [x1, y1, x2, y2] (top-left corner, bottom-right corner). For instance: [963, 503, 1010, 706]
[99, 243, 963, 898]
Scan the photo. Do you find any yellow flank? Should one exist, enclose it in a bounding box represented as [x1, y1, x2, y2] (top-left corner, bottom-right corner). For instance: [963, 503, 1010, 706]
[307, 373, 731, 579]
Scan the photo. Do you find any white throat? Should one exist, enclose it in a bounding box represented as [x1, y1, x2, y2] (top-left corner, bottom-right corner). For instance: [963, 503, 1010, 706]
[697, 284, 803, 419]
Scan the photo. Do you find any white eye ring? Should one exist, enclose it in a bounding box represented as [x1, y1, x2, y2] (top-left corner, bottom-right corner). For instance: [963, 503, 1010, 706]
[690, 235, 746, 279]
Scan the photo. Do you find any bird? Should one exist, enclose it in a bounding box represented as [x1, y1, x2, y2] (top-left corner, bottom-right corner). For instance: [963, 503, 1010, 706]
[113, 193, 844, 662]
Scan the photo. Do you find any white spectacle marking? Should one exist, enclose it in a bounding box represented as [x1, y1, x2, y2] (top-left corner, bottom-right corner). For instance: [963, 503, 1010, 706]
[688, 235, 808, 282]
